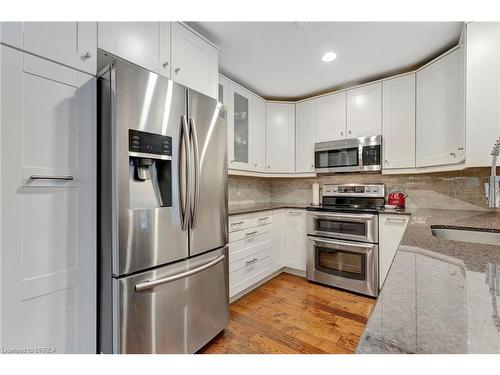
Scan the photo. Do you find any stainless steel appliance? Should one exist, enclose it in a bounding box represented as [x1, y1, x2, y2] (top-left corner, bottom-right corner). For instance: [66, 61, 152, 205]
[306, 183, 385, 297]
[314, 135, 382, 173]
[98, 58, 229, 353]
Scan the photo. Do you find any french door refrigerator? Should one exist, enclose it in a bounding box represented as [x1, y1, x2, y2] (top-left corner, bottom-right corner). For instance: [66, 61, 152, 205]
[98, 58, 228, 354]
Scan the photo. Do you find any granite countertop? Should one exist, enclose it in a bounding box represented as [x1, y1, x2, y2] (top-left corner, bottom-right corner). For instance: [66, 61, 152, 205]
[228, 202, 310, 215]
[357, 208, 500, 354]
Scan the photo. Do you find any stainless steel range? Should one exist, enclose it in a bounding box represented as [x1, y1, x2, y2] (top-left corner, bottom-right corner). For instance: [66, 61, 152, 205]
[306, 183, 385, 297]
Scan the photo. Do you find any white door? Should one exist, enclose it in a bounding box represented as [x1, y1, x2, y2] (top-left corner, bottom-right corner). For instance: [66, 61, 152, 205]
[266, 103, 295, 173]
[416, 48, 465, 167]
[0, 46, 96, 353]
[159, 22, 171, 78]
[347, 82, 382, 138]
[316, 91, 346, 142]
[98, 22, 162, 75]
[252, 95, 266, 172]
[285, 209, 306, 271]
[382, 74, 416, 169]
[378, 214, 409, 288]
[171, 23, 218, 99]
[272, 210, 286, 272]
[228, 83, 253, 171]
[295, 100, 317, 173]
[0, 22, 97, 75]
[218, 75, 230, 106]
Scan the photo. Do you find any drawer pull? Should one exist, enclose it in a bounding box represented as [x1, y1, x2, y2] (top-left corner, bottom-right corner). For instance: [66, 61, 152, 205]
[386, 217, 407, 223]
[288, 211, 302, 216]
[231, 221, 244, 226]
[245, 231, 258, 237]
[258, 217, 269, 221]
[245, 258, 258, 265]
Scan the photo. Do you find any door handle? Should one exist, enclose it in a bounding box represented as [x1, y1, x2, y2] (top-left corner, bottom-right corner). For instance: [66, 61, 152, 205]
[189, 118, 200, 229]
[385, 217, 408, 223]
[179, 115, 191, 231]
[135, 254, 226, 292]
[28, 175, 74, 181]
[245, 258, 258, 266]
[245, 230, 258, 237]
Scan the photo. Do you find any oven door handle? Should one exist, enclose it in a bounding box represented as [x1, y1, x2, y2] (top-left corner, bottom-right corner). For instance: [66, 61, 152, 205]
[308, 236, 376, 254]
[308, 211, 376, 222]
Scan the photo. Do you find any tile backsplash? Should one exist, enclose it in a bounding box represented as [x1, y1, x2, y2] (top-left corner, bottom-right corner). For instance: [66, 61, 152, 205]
[229, 168, 496, 211]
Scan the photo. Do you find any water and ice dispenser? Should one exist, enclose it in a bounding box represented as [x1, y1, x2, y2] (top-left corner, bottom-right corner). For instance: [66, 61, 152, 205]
[128, 129, 172, 209]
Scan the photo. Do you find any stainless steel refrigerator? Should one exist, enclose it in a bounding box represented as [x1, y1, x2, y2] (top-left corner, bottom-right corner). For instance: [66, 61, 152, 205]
[97, 58, 229, 354]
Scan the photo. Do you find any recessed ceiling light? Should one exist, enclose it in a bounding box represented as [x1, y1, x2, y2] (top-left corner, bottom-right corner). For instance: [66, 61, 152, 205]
[322, 51, 338, 63]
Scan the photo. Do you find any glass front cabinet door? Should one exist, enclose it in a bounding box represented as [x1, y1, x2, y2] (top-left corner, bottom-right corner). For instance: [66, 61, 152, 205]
[228, 82, 253, 171]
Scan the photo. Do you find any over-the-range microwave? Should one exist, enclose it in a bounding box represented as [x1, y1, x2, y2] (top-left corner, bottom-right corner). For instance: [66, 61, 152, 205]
[314, 135, 382, 173]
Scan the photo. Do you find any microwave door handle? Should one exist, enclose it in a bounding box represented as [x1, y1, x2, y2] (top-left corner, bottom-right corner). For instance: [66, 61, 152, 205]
[188, 118, 200, 229]
[358, 144, 364, 169]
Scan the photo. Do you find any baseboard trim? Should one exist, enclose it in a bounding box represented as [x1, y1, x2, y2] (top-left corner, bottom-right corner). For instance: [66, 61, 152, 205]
[229, 267, 306, 304]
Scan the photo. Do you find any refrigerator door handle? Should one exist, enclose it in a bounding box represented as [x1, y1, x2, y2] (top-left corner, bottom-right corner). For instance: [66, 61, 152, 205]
[179, 115, 191, 231]
[189, 117, 200, 229]
[134, 254, 226, 292]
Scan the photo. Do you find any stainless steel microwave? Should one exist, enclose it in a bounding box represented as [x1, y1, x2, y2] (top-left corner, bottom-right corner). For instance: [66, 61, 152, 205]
[314, 135, 382, 173]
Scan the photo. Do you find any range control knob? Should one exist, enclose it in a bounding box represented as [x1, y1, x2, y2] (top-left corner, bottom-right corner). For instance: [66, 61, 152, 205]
[365, 187, 371, 193]
[372, 186, 379, 193]
[326, 187, 332, 193]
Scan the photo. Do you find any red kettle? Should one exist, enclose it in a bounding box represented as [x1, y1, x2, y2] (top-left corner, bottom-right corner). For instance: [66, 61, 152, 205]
[387, 187, 407, 208]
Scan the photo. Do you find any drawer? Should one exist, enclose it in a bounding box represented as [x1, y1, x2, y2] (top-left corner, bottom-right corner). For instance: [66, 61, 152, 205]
[229, 211, 273, 233]
[229, 223, 271, 243]
[229, 247, 271, 274]
[229, 231, 272, 263]
[229, 256, 271, 298]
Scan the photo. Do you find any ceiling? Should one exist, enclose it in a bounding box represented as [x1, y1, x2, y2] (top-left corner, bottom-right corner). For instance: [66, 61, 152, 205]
[188, 22, 464, 100]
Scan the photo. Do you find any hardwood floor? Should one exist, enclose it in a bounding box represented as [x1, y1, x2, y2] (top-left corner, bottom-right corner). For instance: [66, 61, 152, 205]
[199, 273, 375, 354]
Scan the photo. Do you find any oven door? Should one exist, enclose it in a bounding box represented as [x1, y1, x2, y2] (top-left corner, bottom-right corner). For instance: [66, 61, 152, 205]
[306, 236, 378, 297]
[307, 211, 378, 243]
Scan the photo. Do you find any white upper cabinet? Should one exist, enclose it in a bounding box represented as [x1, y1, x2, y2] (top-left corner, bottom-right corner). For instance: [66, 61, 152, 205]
[159, 22, 172, 78]
[171, 23, 218, 99]
[252, 95, 266, 172]
[347, 82, 382, 138]
[382, 74, 416, 169]
[466, 22, 500, 167]
[98, 22, 166, 75]
[1, 22, 97, 75]
[315, 91, 346, 142]
[266, 103, 296, 173]
[218, 74, 230, 106]
[295, 100, 317, 173]
[416, 48, 465, 167]
[228, 83, 253, 171]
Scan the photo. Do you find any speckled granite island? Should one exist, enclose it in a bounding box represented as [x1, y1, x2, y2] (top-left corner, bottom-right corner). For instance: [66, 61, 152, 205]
[357, 209, 500, 354]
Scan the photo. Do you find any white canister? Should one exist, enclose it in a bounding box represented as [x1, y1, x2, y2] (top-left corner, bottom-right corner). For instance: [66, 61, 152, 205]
[312, 182, 320, 206]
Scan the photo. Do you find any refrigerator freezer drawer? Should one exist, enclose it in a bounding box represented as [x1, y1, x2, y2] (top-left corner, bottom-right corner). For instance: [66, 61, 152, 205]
[113, 246, 229, 353]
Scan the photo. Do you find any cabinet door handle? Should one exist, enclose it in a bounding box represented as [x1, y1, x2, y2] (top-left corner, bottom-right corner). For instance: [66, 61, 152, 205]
[162, 61, 169, 68]
[175, 67, 181, 74]
[258, 216, 269, 221]
[254, 163, 258, 167]
[457, 147, 464, 151]
[340, 131, 344, 136]
[288, 211, 302, 216]
[29, 175, 74, 181]
[80, 52, 92, 61]
[450, 152, 456, 157]
[348, 130, 352, 135]
[245, 258, 258, 266]
[385, 217, 407, 223]
[231, 221, 244, 226]
[245, 231, 258, 237]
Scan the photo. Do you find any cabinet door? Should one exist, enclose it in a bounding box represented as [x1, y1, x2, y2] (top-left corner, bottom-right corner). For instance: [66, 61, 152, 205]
[378, 214, 409, 288]
[218, 75, 230, 106]
[0, 46, 96, 353]
[158, 22, 171, 78]
[347, 82, 382, 138]
[272, 210, 286, 272]
[98, 22, 162, 75]
[316, 92, 346, 142]
[252, 95, 266, 172]
[266, 103, 295, 173]
[0, 22, 97, 75]
[295, 100, 317, 173]
[285, 209, 306, 271]
[416, 48, 465, 167]
[382, 74, 416, 169]
[228, 83, 253, 171]
[171, 23, 218, 99]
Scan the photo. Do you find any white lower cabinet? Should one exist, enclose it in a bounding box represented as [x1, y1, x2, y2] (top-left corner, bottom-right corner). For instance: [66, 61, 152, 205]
[0, 46, 96, 353]
[378, 214, 410, 288]
[285, 209, 307, 271]
[228, 208, 307, 299]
